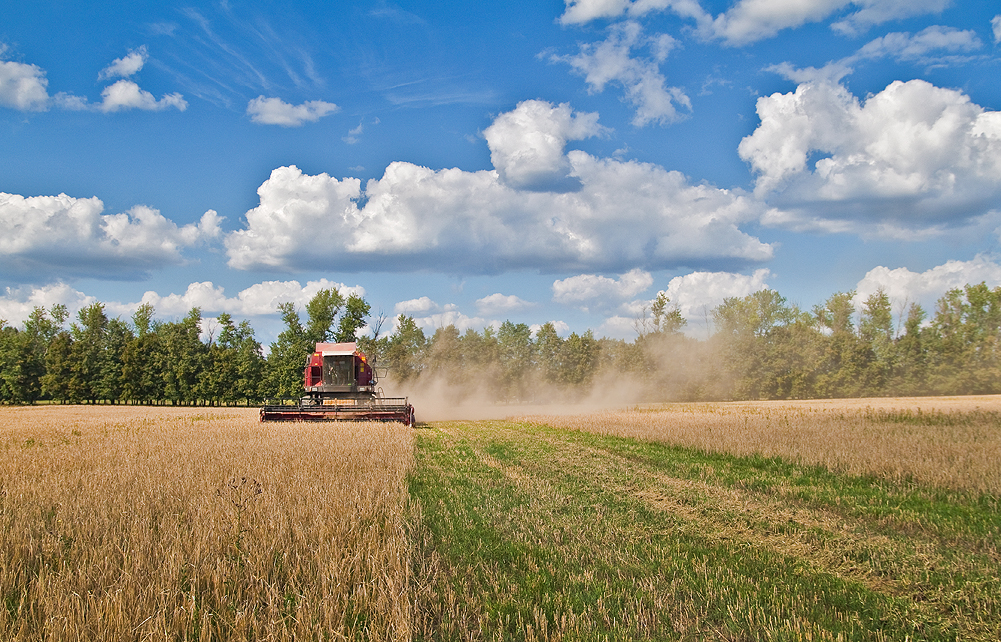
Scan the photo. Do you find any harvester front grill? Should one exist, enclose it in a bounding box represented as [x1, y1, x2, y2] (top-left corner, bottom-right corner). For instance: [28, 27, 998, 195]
[260, 397, 414, 425]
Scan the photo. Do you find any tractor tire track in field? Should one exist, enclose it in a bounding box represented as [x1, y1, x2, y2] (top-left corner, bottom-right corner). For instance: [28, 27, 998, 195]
[411, 420, 1001, 642]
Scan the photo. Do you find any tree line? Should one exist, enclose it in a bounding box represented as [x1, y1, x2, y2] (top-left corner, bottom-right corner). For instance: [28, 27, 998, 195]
[1, 283, 999, 405]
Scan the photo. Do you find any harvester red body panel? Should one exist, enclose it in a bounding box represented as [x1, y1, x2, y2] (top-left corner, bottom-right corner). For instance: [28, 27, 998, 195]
[260, 342, 414, 425]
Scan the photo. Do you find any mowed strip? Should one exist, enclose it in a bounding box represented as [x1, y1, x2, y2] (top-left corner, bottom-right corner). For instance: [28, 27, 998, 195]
[409, 420, 1001, 641]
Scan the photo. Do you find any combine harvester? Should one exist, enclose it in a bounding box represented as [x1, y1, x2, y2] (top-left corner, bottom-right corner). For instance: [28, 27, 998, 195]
[260, 342, 415, 426]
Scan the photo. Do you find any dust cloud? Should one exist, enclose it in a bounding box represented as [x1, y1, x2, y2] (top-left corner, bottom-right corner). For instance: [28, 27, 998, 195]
[380, 371, 655, 422]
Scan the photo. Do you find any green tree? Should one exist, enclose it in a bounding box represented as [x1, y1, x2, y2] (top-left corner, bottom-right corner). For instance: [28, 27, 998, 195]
[925, 283, 1001, 394]
[68, 303, 110, 403]
[640, 292, 686, 335]
[458, 327, 500, 386]
[265, 302, 308, 398]
[305, 288, 345, 345]
[208, 313, 264, 404]
[427, 325, 463, 382]
[335, 294, 371, 343]
[385, 315, 427, 383]
[0, 305, 67, 404]
[42, 330, 74, 402]
[534, 322, 564, 385]
[97, 318, 132, 403]
[496, 321, 534, 401]
[889, 303, 927, 396]
[813, 291, 872, 398]
[712, 290, 800, 400]
[233, 320, 264, 402]
[559, 330, 600, 387]
[0, 325, 43, 404]
[858, 289, 894, 392]
[157, 308, 207, 404]
[121, 305, 163, 404]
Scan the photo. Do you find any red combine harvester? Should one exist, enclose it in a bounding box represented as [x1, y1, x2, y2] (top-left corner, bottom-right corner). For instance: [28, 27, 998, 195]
[260, 342, 415, 425]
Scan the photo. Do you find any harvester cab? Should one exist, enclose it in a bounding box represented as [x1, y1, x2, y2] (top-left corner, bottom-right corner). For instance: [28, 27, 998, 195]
[260, 342, 415, 425]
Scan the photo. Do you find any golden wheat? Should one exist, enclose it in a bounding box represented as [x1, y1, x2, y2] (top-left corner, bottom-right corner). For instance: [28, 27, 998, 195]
[0, 406, 414, 642]
[518, 395, 1001, 494]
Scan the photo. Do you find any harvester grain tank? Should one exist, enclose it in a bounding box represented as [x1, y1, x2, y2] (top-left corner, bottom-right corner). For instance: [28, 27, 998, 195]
[260, 342, 415, 425]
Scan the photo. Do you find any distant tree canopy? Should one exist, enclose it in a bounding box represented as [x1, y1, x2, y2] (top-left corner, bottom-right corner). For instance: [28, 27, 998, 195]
[1, 282, 1000, 405]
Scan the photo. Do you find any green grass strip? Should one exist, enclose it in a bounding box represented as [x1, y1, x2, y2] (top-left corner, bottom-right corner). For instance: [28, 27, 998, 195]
[409, 421, 981, 641]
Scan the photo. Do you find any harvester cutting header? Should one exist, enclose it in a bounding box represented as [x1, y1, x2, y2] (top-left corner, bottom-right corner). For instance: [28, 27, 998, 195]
[260, 342, 415, 425]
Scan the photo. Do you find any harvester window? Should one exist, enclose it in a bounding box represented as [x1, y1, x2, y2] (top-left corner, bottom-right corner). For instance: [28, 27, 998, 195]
[323, 355, 354, 386]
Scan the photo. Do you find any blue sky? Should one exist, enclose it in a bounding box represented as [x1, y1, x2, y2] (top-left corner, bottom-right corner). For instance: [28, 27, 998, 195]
[3, 0, 1001, 344]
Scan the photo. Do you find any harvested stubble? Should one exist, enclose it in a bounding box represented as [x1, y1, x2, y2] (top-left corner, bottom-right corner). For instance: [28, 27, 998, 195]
[410, 418, 1001, 641]
[518, 395, 1001, 494]
[0, 406, 414, 641]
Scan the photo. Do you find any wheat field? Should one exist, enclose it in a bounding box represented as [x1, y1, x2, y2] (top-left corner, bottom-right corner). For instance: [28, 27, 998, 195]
[2, 398, 999, 641]
[0, 406, 414, 641]
[518, 395, 1001, 494]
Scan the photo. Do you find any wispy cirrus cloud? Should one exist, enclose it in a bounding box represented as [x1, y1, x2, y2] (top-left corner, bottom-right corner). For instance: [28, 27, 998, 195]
[848, 25, 983, 66]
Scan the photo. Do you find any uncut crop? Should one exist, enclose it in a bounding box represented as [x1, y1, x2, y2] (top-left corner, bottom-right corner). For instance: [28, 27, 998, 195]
[0, 406, 414, 641]
[519, 396, 1001, 494]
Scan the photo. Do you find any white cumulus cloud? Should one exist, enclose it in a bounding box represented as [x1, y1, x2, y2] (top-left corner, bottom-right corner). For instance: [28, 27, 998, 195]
[247, 96, 339, 126]
[559, 0, 632, 24]
[529, 320, 571, 337]
[554, 22, 690, 126]
[97, 79, 187, 112]
[993, 15, 1001, 44]
[475, 293, 534, 315]
[854, 255, 1001, 313]
[0, 278, 366, 343]
[559, 0, 705, 26]
[98, 46, 148, 80]
[0, 57, 49, 111]
[42, 48, 188, 113]
[739, 78, 1001, 235]
[559, 0, 952, 45]
[704, 0, 950, 44]
[225, 102, 771, 274]
[122, 278, 365, 318]
[401, 307, 494, 334]
[395, 296, 439, 315]
[0, 283, 97, 328]
[553, 268, 653, 308]
[0, 192, 221, 279]
[483, 100, 603, 191]
[661, 268, 772, 321]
